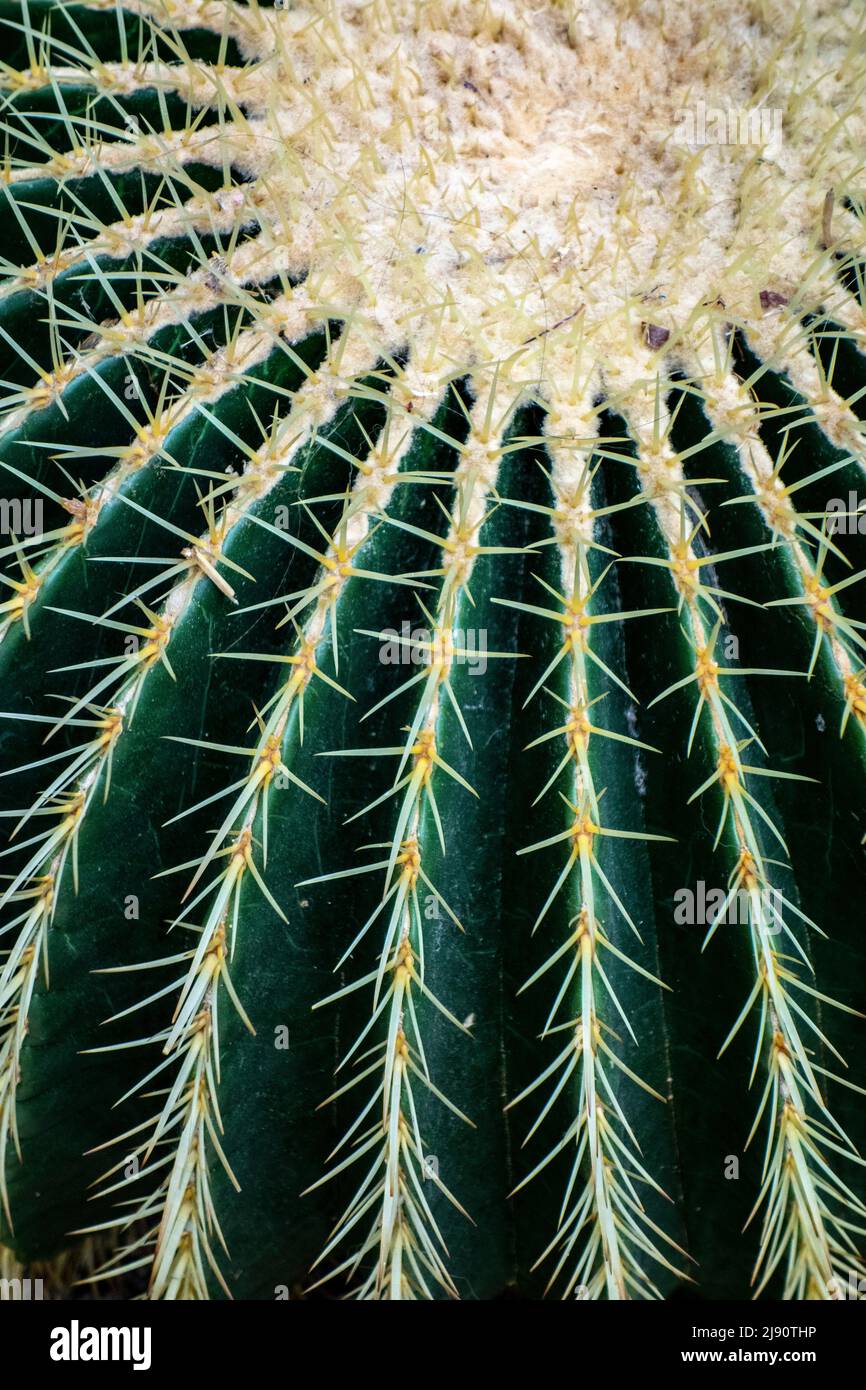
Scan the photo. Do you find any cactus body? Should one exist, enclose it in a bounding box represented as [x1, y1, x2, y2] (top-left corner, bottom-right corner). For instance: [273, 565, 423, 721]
[0, 0, 865, 1301]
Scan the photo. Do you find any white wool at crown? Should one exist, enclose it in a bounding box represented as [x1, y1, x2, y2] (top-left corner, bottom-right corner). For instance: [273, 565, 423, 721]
[70, 0, 864, 392]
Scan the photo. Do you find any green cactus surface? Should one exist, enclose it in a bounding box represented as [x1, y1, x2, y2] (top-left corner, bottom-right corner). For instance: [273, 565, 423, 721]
[1, 0, 866, 1302]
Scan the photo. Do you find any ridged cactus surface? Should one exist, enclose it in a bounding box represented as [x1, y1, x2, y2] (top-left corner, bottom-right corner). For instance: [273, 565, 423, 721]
[1, 0, 866, 1301]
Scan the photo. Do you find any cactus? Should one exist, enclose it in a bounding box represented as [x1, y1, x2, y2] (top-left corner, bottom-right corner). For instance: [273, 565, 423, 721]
[0, 0, 865, 1303]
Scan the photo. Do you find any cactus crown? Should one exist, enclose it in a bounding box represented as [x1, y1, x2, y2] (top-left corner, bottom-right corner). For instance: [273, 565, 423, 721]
[0, 0, 865, 1302]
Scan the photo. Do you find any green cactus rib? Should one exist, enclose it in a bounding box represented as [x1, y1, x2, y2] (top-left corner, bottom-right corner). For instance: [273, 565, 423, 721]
[1, 0, 866, 1301]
